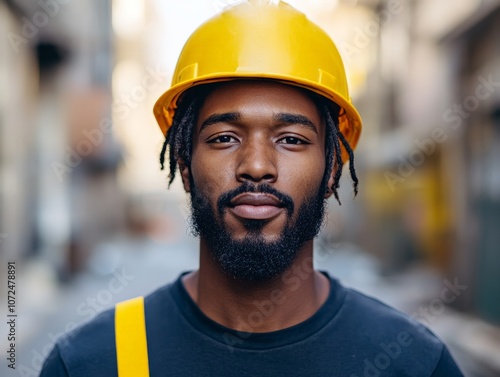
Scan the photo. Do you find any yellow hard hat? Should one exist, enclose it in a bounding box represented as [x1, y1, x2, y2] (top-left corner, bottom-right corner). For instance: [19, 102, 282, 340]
[153, 0, 362, 159]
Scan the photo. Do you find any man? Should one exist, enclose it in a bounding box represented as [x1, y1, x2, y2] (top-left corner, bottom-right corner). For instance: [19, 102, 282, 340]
[41, 1, 464, 376]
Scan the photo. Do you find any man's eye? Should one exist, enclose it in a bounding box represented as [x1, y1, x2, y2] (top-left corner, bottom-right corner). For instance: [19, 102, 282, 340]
[278, 137, 305, 145]
[208, 135, 237, 143]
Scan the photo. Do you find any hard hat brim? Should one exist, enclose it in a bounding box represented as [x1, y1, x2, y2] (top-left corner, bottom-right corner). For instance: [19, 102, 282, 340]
[153, 74, 362, 162]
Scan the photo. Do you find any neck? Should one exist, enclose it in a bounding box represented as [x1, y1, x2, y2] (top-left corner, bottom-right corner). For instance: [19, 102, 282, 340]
[182, 239, 330, 333]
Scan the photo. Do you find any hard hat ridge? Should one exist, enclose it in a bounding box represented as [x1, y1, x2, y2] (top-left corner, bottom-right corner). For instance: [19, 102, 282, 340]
[247, 0, 280, 6]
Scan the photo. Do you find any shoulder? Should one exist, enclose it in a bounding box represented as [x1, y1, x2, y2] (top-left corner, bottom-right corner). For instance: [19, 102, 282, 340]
[41, 307, 117, 377]
[40, 280, 177, 377]
[330, 282, 462, 376]
[343, 286, 436, 339]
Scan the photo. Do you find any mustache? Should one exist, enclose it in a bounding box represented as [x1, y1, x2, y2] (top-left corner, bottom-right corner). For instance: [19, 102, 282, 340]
[217, 182, 294, 217]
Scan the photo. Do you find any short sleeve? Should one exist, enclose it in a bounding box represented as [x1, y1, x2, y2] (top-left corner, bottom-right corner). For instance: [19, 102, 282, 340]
[430, 346, 464, 377]
[39, 344, 70, 377]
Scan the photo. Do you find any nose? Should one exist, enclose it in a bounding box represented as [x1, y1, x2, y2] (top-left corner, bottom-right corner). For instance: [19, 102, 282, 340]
[235, 136, 278, 184]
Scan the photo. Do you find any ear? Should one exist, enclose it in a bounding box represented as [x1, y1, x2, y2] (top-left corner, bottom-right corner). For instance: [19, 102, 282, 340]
[324, 160, 338, 199]
[324, 173, 335, 199]
[178, 160, 191, 193]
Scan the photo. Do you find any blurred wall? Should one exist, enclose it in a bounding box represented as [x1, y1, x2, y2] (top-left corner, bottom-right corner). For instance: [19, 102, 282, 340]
[1, 0, 124, 281]
[0, 0, 38, 271]
[354, 0, 500, 324]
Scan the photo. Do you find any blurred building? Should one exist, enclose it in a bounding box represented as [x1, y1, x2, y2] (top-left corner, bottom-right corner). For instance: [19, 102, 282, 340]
[444, 2, 500, 324]
[355, 0, 500, 324]
[0, 0, 124, 281]
[0, 1, 38, 278]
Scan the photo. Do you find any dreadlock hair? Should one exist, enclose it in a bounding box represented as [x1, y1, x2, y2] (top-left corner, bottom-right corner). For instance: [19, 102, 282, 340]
[159, 82, 359, 204]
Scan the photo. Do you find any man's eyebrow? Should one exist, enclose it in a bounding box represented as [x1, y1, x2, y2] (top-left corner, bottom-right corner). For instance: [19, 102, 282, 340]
[273, 113, 318, 134]
[199, 112, 241, 132]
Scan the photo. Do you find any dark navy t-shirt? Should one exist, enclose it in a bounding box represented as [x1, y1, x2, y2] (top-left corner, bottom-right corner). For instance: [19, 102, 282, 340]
[40, 271, 464, 376]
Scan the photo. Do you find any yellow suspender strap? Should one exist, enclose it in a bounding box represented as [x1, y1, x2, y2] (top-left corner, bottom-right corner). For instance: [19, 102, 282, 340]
[115, 297, 150, 377]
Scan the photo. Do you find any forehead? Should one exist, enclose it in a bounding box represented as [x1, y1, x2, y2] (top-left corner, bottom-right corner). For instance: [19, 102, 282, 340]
[197, 80, 323, 126]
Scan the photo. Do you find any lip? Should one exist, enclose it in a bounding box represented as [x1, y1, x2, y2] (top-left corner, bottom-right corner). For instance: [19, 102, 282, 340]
[229, 193, 284, 220]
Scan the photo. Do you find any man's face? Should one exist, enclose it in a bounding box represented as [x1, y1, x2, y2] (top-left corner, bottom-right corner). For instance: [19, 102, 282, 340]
[183, 81, 330, 281]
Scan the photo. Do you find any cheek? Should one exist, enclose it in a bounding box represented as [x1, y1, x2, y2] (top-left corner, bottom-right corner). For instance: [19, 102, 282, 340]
[280, 151, 326, 198]
[190, 150, 234, 201]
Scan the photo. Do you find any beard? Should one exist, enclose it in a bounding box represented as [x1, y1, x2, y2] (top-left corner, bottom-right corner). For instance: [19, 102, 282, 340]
[188, 177, 328, 282]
